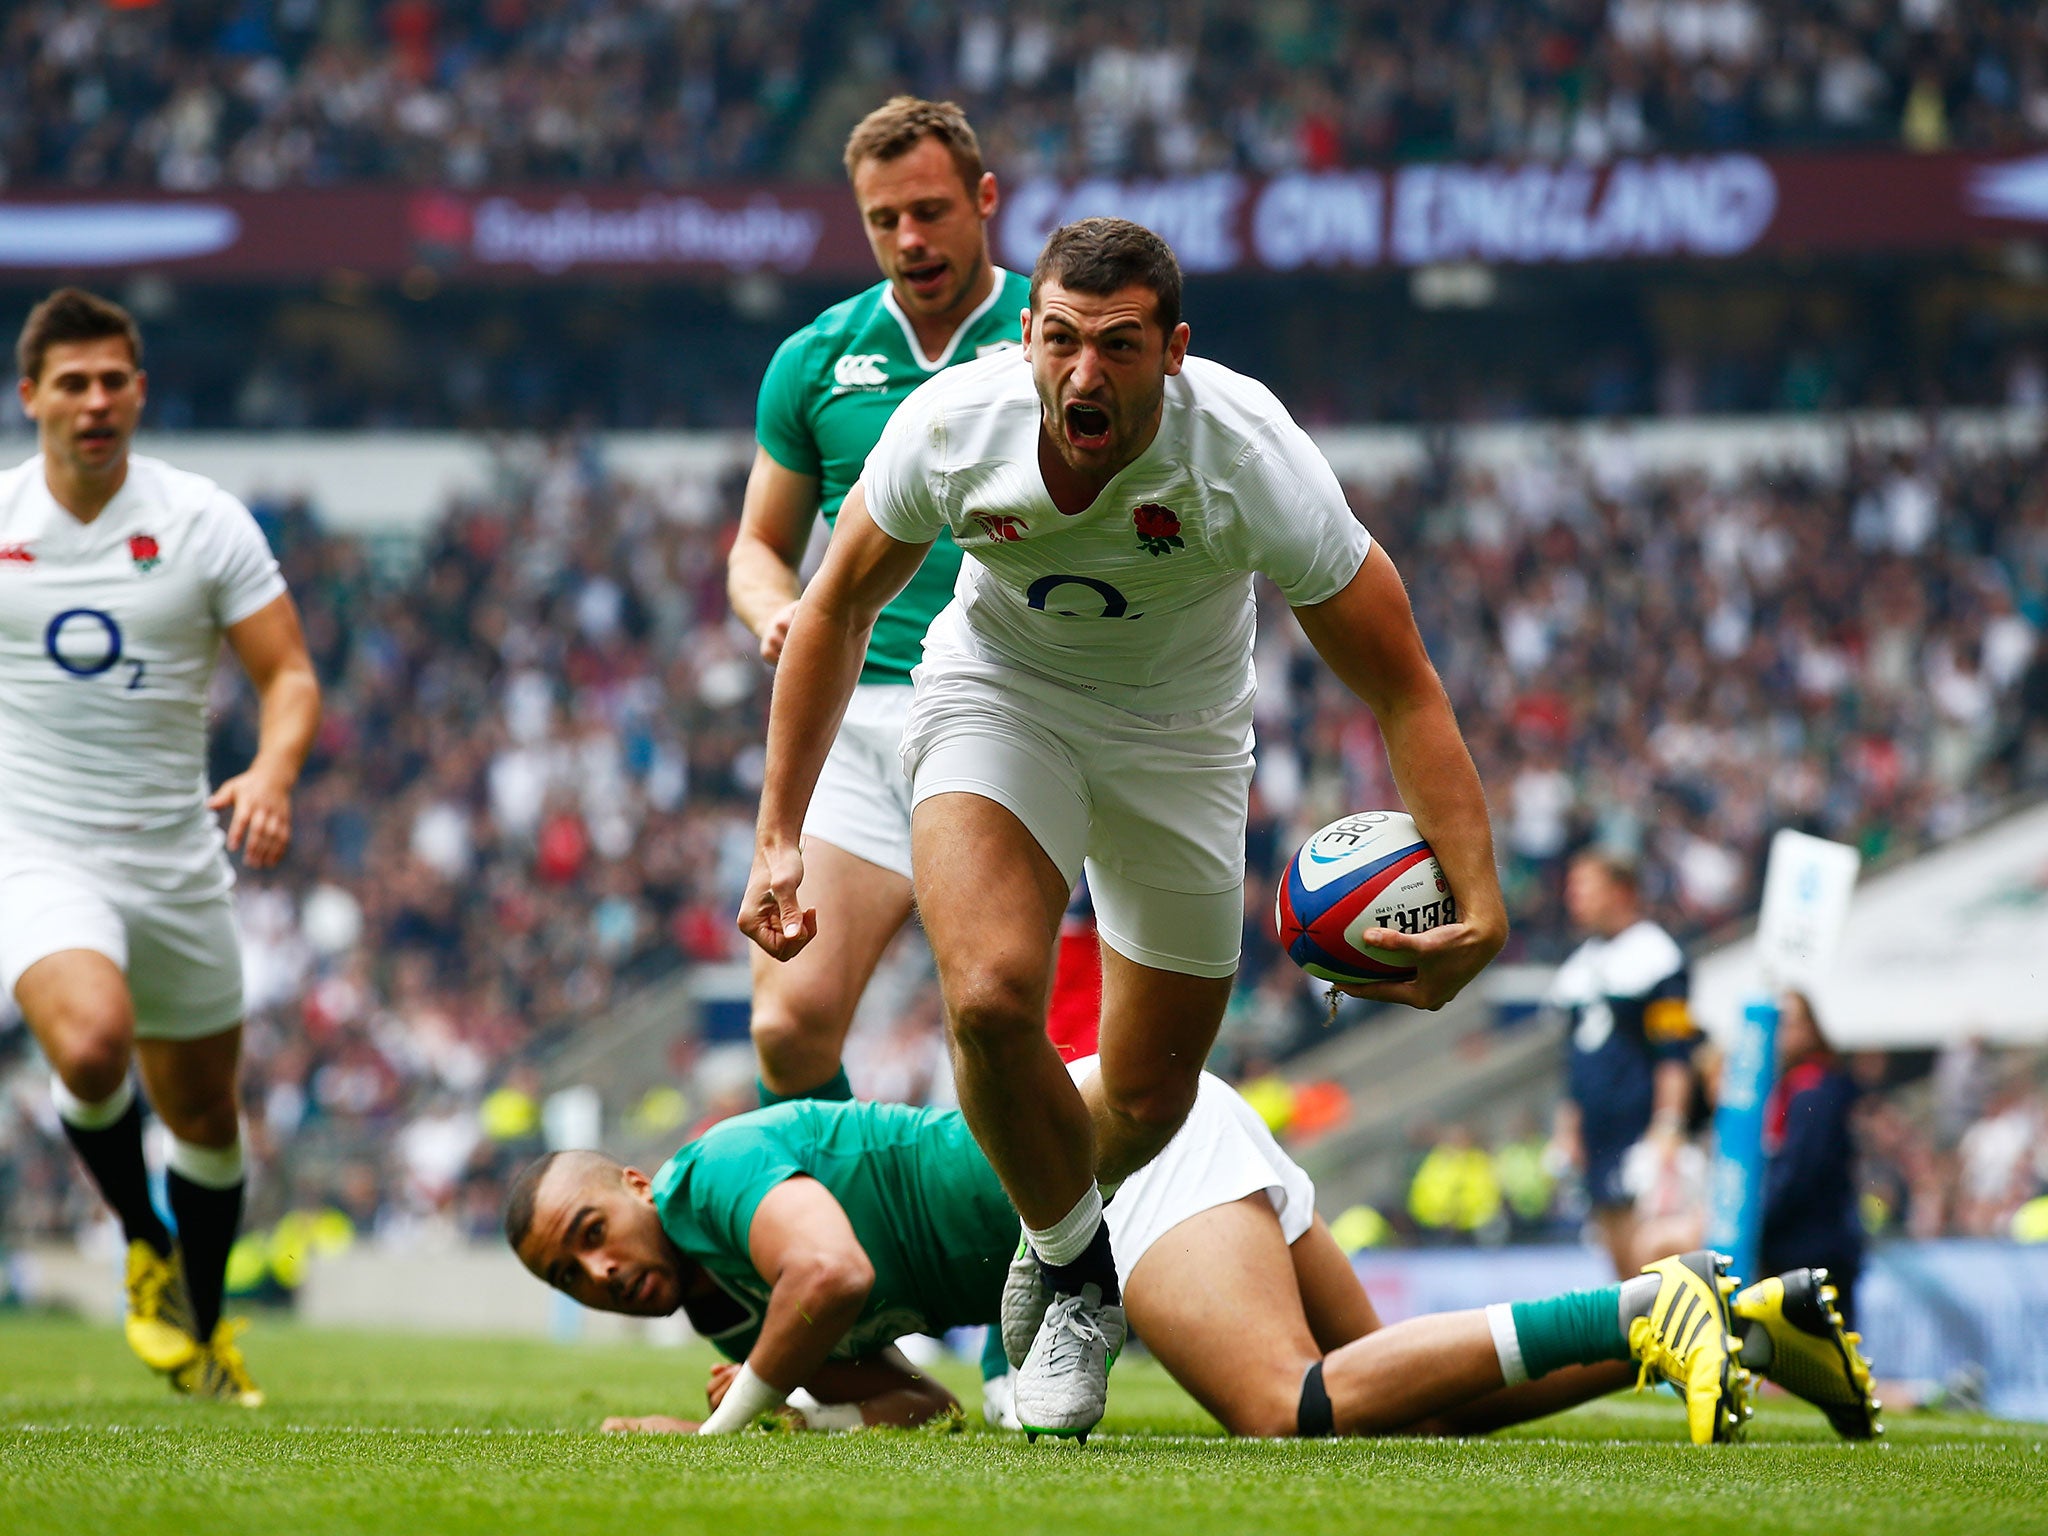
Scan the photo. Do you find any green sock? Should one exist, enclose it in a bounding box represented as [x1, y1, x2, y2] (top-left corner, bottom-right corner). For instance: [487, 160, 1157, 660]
[1508, 1286, 1628, 1379]
[979, 1325, 1011, 1382]
[756, 1066, 854, 1108]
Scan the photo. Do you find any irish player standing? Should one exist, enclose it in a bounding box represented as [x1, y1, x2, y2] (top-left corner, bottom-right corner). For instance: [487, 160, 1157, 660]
[726, 97, 1032, 1104]
[741, 220, 1508, 1440]
[2, 290, 321, 1403]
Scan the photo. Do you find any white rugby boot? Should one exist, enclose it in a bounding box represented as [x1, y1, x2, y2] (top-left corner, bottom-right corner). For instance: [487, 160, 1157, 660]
[1013, 1284, 1125, 1444]
[1000, 1237, 1052, 1369]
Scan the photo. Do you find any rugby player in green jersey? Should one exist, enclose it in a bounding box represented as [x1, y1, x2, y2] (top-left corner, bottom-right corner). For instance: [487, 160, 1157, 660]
[726, 97, 1032, 1105]
[505, 1062, 1878, 1445]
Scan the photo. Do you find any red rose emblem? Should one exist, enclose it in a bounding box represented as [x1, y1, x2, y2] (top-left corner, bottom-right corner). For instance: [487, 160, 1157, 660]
[128, 533, 161, 572]
[1132, 503, 1184, 556]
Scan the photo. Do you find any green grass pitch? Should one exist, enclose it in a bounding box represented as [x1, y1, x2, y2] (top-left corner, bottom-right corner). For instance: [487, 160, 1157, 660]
[3, 1314, 2043, 1536]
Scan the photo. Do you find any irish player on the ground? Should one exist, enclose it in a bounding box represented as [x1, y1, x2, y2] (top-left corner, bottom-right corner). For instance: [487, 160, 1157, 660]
[726, 96, 1032, 1105]
[505, 1066, 1877, 1445]
[739, 218, 1507, 1438]
[1, 288, 321, 1404]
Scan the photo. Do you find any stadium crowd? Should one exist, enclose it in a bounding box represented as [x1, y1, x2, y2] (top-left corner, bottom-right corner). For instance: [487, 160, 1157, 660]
[4, 423, 2048, 1269]
[7, 0, 2048, 191]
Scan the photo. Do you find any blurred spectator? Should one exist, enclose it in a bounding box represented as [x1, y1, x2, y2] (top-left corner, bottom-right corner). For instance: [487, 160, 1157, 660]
[11, 0, 2048, 192]
[1759, 991, 1866, 1325]
[1407, 1125, 1505, 1242]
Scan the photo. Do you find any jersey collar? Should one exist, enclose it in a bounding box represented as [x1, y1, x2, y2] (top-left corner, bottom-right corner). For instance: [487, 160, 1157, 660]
[881, 266, 1012, 371]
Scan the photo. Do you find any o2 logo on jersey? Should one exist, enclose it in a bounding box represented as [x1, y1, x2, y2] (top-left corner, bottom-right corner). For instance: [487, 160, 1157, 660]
[831, 353, 889, 392]
[44, 607, 145, 689]
[1025, 574, 1143, 619]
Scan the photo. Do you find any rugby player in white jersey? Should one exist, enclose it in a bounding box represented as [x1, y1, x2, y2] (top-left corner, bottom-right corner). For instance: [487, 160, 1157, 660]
[2, 289, 321, 1403]
[740, 219, 1506, 1439]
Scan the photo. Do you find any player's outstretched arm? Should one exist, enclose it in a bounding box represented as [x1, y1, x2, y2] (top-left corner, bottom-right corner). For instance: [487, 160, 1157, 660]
[740, 482, 930, 962]
[1294, 545, 1506, 1009]
[728, 445, 821, 665]
[212, 592, 322, 870]
[694, 1176, 877, 1434]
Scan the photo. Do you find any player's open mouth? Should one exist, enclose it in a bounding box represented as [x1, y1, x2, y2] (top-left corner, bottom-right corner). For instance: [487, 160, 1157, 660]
[78, 427, 117, 446]
[1064, 401, 1111, 450]
[902, 260, 948, 296]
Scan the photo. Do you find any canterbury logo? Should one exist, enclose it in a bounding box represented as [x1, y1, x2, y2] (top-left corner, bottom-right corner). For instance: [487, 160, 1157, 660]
[832, 353, 889, 391]
[0, 543, 32, 564]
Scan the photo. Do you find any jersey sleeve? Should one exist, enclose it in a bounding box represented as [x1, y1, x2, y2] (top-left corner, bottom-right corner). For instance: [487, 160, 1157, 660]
[859, 386, 947, 545]
[1221, 424, 1371, 606]
[755, 329, 822, 478]
[1642, 967, 1699, 1064]
[670, 1123, 807, 1265]
[201, 491, 288, 627]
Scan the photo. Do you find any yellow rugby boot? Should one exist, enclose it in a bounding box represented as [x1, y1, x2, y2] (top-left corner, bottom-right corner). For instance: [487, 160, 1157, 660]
[1628, 1250, 1747, 1445]
[1734, 1269, 1881, 1440]
[124, 1240, 200, 1375]
[172, 1318, 265, 1408]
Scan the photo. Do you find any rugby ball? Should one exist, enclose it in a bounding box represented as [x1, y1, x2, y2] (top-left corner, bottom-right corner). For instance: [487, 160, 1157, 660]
[1275, 812, 1455, 987]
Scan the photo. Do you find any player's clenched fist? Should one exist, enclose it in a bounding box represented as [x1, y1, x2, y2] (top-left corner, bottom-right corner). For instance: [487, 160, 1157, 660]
[737, 838, 818, 961]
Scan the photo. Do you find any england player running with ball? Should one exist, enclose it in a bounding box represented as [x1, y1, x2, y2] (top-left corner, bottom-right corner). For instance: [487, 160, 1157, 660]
[1, 289, 321, 1403]
[740, 220, 1506, 1439]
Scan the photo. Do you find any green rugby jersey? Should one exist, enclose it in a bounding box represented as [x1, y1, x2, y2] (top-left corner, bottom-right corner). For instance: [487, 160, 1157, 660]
[650, 1099, 1016, 1362]
[755, 268, 1030, 685]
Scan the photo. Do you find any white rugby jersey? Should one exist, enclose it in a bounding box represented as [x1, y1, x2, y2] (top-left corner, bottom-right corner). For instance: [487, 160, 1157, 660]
[0, 453, 285, 848]
[862, 350, 1371, 715]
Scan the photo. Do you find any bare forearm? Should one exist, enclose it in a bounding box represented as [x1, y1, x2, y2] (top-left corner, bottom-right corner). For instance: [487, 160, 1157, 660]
[1377, 689, 1505, 935]
[747, 1270, 869, 1394]
[251, 665, 321, 785]
[729, 533, 802, 639]
[758, 596, 872, 841]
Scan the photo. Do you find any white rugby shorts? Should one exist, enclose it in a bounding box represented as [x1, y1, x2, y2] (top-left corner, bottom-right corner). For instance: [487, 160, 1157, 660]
[901, 652, 1252, 978]
[1068, 1056, 1317, 1285]
[0, 822, 243, 1041]
[802, 682, 916, 881]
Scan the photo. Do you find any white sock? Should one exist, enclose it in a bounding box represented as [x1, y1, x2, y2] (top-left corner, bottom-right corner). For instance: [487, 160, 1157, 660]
[51, 1074, 134, 1131]
[1025, 1186, 1103, 1268]
[1485, 1303, 1529, 1387]
[167, 1133, 245, 1189]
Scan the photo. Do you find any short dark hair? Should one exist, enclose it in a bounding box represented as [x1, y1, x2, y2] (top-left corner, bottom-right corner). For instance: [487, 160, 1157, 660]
[503, 1153, 560, 1250]
[504, 1148, 628, 1253]
[843, 96, 984, 194]
[1030, 218, 1182, 335]
[17, 287, 142, 384]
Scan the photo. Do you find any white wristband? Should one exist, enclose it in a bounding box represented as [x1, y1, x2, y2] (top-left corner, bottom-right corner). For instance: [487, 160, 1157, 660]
[697, 1362, 789, 1435]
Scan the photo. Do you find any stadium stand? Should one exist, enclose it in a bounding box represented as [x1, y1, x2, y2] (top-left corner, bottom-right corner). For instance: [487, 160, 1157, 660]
[7, 0, 2048, 189]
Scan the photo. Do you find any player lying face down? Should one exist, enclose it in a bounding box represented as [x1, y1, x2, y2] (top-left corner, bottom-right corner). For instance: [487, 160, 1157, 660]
[508, 1083, 1877, 1444]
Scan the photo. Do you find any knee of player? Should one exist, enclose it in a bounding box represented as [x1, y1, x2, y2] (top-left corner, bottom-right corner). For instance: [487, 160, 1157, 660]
[1218, 1363, 1319, 1439]
[163, 1097, 242, 1150]
[48, 1017, 134, 1098]
[944, 972, 1044, 1047]
[749, 1000, 831, 1064]
[1099, 1073, 1198, 1135]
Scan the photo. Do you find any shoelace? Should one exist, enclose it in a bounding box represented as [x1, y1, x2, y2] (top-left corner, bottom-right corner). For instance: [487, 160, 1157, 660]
[1627, 1314, 1685, 1395]
[1038, 1297, 1109, 1376]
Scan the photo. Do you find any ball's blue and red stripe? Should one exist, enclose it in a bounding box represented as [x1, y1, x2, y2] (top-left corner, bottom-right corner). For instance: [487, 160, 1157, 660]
[1276, 842, 1433, 985]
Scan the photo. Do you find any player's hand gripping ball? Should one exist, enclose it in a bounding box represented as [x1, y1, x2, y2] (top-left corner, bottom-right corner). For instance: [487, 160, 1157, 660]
[1276, 811, 1456, 986]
